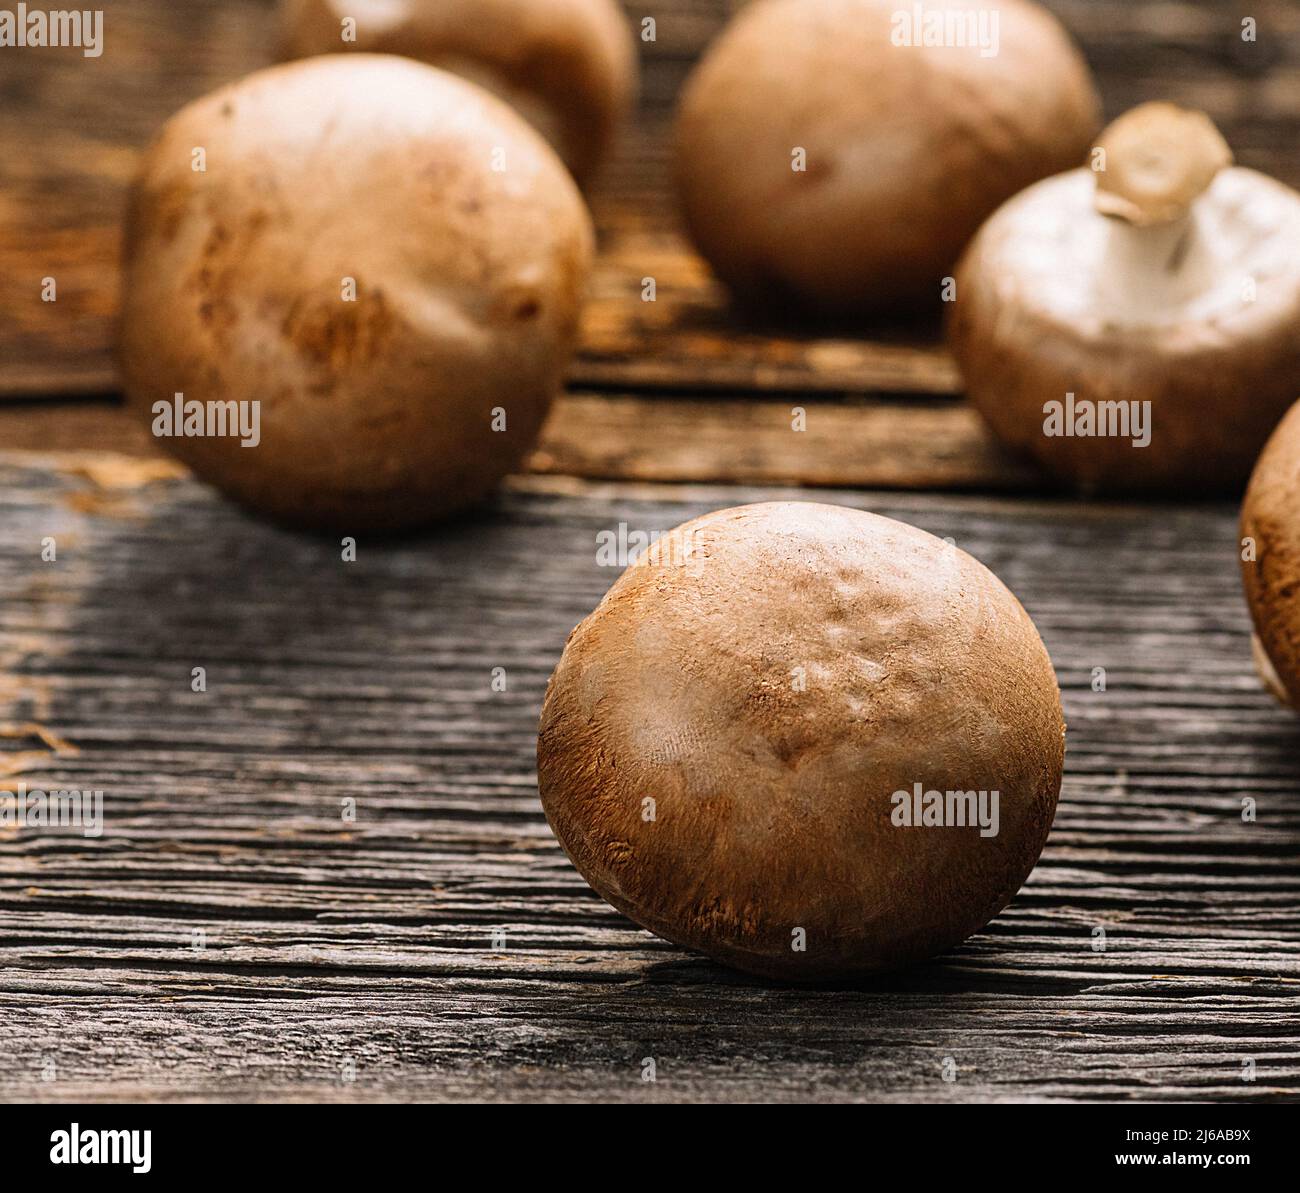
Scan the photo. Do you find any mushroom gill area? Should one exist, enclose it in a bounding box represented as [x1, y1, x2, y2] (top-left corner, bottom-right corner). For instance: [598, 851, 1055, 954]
[991, 167, 1300, 331]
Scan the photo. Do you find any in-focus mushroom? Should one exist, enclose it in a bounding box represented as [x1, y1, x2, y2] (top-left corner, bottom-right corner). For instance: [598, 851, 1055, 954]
[538, 502, 1065, 981]
[1241, 400, 1300, 709]
[280, 0, 637, 183]
[949, 102, 1300, 494]
[119, 55, 594, 532]
[673, 0, 1099, 314]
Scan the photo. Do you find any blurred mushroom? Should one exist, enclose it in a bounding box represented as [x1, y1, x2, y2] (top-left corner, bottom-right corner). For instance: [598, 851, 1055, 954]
[120, 55, 594, 531]
[280, 0, 637, 182]
[674, 0, 1100, 314]
[950, 103, 1300, 494]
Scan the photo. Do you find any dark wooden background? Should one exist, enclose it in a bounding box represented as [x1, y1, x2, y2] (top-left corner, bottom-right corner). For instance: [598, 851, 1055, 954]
[3, 0, 1299, 491]
[1, 0, 1299, 1102]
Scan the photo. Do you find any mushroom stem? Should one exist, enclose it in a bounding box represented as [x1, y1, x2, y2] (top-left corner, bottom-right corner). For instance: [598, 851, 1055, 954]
[1093, 102, 1232, 227]
[1093, 207, 1219, 312]
[1090, 104, 1232, 311]
[1106, 212, 1193, 273]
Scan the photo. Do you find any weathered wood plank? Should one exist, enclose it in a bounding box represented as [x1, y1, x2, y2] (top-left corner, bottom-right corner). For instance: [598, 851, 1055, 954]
[0, 461, 1297, 1101]
[530, 393, 1034, 488]
[0, 394, 1037, 492]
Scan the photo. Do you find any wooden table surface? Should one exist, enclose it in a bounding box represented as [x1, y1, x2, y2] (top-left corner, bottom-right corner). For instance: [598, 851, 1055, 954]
[2, 0, 1299, 1103]
[3, 463, 1298, 1103]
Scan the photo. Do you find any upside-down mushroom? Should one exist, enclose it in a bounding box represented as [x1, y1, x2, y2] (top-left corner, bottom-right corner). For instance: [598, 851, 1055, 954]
[950, 103, 1300, 494]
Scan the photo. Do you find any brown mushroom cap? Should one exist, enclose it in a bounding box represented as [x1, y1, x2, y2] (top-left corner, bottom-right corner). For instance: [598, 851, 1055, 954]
[673, 0, 1100, 315]
[537, 502, 1065, 980]
[280, 0, 637, 183]
[1241, 400, 1300, 709]
[948, 108, 1300, 494]
[119, 55, 594, 531]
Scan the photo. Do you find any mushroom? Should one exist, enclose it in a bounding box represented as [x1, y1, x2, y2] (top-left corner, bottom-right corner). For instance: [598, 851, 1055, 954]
[673, 0, 1099, 315]
[537, 502, 1065, 980]
[279, 0, 637, 183]
[119, 55, 594, 532]
[949, 102, 1300, 494]
[1241, 399, 1300, 709]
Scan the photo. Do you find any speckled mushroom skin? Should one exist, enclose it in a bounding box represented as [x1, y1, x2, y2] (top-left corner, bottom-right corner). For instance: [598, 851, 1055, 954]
[119, 55, 593, 531]
[673, 0, 1099, 314]
[537, 502, 1065, 981]
[949, 169, 1300, 495]
[280, 0, 637, 182]
[1241, 401, 1300, 708]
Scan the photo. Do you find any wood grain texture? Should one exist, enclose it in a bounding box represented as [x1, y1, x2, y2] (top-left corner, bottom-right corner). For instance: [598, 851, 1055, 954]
[0, 395, 1040, 492]
[3, 0, 1298, 397]
[0, 459, 1297, 1103]
[528, 394, 1038, 490]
